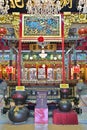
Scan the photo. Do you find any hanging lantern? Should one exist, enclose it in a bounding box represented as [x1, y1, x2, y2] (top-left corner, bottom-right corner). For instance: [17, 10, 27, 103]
[37, 36, 48, 47]
[78, 27, 87, 37]
[85, 28, 87, 34]
[37, 36, 44, 43]
[0, 27, 7, 37]
[73, 65, 80, 73]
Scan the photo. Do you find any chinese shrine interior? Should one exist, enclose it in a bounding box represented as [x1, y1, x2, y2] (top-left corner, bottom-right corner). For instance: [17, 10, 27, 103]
[0, 6, 87, 130]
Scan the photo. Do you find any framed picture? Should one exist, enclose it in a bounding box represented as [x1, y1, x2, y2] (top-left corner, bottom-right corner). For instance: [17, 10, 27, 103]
[29, 68, 37, 80]
[47, 68, 54, 80]
[56, 68, 62, 81]
[22, 14, 62, 41]
[38, 68, 46, 79]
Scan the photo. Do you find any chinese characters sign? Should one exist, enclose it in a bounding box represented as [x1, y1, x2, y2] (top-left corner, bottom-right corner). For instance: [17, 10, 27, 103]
[9, 0, 25, 9]
[8, 0, 28, 13]
[8, 0, 78, 13]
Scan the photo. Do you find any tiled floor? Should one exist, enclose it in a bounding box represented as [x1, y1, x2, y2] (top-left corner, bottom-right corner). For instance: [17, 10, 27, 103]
[0, 124, 87, 130]
[0, 108, 87, 130]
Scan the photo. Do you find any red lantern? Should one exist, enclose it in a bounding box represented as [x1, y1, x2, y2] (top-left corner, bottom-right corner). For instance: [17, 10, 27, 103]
[0, 27, 7, 37]
[78, 27, 85, 36]
[37, 36, 44, 43]
[73, 66, 80, 73]
[85, 28, 87, 34]
[6, 66, 13, 74]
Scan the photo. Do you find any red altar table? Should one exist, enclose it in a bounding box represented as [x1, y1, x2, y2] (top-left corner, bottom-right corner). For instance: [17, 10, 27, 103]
[53, 109, 78, 125]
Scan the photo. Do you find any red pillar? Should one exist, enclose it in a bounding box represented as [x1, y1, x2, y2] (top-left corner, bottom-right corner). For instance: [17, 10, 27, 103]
[61, 13, 65, 83]
[17, 14, 22, 86]
[17, 40, 21, 86]
[68, 54, 71, 79]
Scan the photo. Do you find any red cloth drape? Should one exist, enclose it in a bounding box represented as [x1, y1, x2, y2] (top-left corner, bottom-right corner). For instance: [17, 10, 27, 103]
[53, 109, 78, 125]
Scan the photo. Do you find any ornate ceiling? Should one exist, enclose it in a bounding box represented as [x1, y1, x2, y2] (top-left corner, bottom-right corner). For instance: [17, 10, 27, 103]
[0, 14, 20, 39]
[0, 13, 87, 40]
[64, 13, 87, 38]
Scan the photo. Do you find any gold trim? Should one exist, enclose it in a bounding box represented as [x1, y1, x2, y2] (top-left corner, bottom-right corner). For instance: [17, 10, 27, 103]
[64, 13, 87, 38]
[0, 14, 20, 39]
